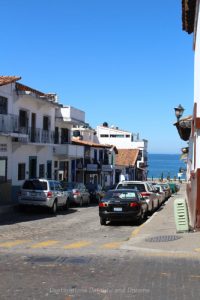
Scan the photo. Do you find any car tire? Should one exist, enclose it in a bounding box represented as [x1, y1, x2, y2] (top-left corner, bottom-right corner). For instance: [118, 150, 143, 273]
[137, 210, 146, 225]
[51, 200, 57, 214]
[100, 217, 106, 225]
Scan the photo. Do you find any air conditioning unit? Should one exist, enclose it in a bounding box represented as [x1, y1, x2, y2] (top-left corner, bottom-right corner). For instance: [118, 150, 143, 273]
[174, 198, 189, 232]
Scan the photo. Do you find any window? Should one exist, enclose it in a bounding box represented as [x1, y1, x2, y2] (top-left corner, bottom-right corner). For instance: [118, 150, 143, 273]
[0, 144, 7, 152]
[99, 150, 103, 162]
[110, 134, 124, 138]
[54, 127, 59, 144]
[54, 161, 58, 168]
[18, 163, 25, 180]
[94, 149, 97, 162]
[84, 146, 90, 158]
[39, 164, 45, 178]
[0, 157, 7, 182]
[19, 110, 28, 128]
[0, 96, 8, 114]
[100, 134, 109, 137]
[61, 128, 69, 144]
[43, 116, 50, 130]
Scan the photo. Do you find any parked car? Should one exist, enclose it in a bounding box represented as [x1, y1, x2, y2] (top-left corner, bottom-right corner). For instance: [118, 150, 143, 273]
[103, 183, 118, 192]
[85, 183, 105, 203]
[159, 183, 172, 199]
[60, 182, 90, 206]
[99, 189, 148, 225]
[18, 178, 69, 214]
[115, 181, 157, 214]
[154, 184, 166, 204]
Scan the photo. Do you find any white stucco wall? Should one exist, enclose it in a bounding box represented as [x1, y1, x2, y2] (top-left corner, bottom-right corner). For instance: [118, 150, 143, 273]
[58, 106, 85, 123]
[12, 144, 54, 186]
[13, 95, 56, 130]
[96, 125, 147, 151]
[194, 6, 200, 169]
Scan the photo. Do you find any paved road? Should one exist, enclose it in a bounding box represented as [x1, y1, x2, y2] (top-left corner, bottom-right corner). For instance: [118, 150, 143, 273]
[0, 204, 136, 255]
[1, 252, 200, 300]
[1, 204, 200, 299]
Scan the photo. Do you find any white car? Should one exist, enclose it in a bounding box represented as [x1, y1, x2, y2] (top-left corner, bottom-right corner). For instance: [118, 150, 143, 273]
[154, 184, 166, 204]
[18, 178, 70, 214]
[116, 181, 158, 214]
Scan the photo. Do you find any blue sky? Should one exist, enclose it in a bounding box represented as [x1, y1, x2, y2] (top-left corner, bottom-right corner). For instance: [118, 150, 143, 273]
[1, 0, 194, 154]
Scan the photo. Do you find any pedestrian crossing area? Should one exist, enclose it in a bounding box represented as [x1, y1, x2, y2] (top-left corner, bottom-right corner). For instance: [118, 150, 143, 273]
[0, 239, 124, 250]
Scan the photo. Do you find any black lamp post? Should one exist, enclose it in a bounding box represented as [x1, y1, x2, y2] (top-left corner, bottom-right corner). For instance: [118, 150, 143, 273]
[174, 104, 184, 121]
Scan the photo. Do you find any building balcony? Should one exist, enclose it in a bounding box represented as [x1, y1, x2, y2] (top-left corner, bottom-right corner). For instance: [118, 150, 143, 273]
[28, 128, 55, 144]
[53, 143, 84, 158]
[0, 113, 19, 134]
[0, 114, 55, 144]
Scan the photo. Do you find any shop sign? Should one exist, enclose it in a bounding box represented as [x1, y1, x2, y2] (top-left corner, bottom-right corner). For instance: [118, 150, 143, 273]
[87, 164, 98, 171]
[102, 165, 112, 172]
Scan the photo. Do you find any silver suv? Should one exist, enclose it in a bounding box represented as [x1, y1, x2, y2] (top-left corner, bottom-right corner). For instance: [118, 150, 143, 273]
[18, 178, 70, 214]
[115, 181, 158, 213]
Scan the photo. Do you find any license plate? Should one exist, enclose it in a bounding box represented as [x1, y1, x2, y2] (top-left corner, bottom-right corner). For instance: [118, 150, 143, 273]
[114, 207, 122, 212]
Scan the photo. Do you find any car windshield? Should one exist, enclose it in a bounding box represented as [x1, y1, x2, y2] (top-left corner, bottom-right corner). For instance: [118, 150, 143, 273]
[23, 180, 47, 191]
[104, 191, 137, 200]
[117, 183, 145, 192]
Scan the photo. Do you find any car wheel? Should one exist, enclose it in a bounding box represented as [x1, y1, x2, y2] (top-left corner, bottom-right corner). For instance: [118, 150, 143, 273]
[100, 217, 106, 225]
[150, 202, 154, 215]
[137, 209, 146, 224]
[51, 200, 57, 214]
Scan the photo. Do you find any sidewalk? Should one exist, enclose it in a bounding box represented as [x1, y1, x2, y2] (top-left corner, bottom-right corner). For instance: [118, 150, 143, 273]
[121, 183, 200, 257]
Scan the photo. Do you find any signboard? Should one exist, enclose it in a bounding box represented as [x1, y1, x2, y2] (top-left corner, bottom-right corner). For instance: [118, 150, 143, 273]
[102, 165, 112, 172]
[87, 164, 98, 171]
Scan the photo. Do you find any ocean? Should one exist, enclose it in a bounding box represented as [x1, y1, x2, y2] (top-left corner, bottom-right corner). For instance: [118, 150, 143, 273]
[147, 154, 186, 180]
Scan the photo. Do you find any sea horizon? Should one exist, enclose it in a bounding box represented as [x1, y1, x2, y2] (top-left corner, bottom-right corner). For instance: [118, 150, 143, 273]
[147, 153, 186, 180]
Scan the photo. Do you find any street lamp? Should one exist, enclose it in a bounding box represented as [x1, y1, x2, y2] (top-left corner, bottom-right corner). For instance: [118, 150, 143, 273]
[174, 104, 185, 121]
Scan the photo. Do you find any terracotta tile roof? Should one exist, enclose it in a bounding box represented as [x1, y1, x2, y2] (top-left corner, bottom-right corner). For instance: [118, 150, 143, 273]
[0, 76, 21, 86]
[72, 137, 118, 153]
[115, 149, 139, 167]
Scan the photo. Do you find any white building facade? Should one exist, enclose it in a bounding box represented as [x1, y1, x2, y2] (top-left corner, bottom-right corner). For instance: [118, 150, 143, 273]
[0, 77, 118, 203]
[181, 0, 200, 230]
[96, 123, 148, 181]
